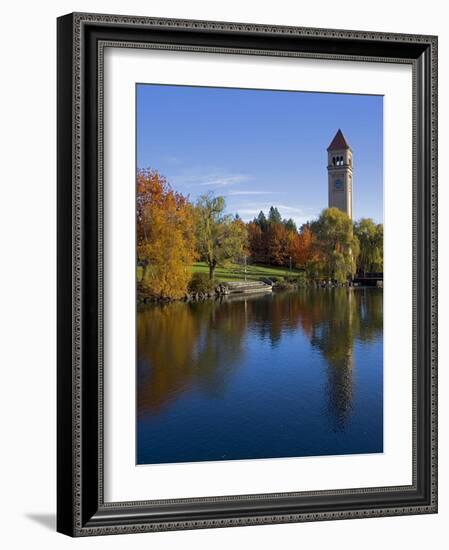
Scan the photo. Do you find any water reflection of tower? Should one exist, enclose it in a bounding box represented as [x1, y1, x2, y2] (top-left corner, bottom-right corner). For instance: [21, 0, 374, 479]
[307, 289, 356, 431]
[325, 335, 354, 432]
[328, 289, 354, 431]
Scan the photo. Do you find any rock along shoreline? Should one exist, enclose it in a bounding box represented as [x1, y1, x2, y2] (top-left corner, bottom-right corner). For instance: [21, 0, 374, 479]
[137, 277, 377, 305]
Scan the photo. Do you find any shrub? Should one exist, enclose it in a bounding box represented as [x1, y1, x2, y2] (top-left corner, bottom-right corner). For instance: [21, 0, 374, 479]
[284, 272, 309, 287]
[188, 272, 216, 294]
[273, 279, 294, 291]
[296, 272, 309, 287]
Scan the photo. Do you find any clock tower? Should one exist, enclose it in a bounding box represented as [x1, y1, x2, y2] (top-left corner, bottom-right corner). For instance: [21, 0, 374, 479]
[327, 129, 353, 219]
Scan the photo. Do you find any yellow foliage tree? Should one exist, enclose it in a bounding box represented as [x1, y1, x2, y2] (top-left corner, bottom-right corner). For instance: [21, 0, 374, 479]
[137, 169, 197, 299]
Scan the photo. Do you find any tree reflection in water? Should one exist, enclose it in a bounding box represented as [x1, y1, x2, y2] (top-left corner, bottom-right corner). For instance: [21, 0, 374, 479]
[137, 299, 247, 414]
[138, 289, 382, 434]
[295, 288, 383, 430]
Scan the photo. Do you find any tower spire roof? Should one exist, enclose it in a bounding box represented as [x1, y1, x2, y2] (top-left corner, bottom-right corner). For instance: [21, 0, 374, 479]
[327, 129, 351, 151]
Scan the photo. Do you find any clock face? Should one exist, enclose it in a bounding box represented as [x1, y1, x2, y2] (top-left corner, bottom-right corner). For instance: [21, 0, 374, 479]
[335, 179, 343, 190]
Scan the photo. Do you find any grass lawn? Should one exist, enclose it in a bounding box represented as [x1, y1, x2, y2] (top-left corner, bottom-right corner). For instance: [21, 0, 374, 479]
[191, 262, 301, 282]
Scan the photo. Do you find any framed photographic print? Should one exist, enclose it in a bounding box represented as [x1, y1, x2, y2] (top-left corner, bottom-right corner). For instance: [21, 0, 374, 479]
[57, 12, 438, 536]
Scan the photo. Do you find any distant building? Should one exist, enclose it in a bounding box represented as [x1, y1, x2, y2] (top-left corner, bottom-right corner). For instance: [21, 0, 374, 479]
[327, 129, 353, 219]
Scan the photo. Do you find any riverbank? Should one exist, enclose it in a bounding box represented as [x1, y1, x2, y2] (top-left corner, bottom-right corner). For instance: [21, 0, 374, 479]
[137, 262, 305, 304]
[138, 279, 273, 304]
[137, 276, 379, 305]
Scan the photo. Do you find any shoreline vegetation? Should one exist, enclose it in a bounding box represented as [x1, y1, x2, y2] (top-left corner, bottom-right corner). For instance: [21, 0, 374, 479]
[137, 168, 383, 303]
[137, 262, 371, 305]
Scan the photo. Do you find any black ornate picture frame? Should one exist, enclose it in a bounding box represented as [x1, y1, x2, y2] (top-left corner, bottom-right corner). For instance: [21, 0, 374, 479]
[57, 12, 438, 537]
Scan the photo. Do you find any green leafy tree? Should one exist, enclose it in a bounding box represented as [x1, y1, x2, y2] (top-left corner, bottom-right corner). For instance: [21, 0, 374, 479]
[310, 208, 359, 283]
[354, 218, 383, 274]
[195, 193, 248, 279]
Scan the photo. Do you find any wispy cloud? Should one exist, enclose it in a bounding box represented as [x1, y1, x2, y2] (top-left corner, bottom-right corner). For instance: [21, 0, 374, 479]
[277, 205, 309, 215]
[226, 190, 275, 196]
[199, 175, 251, 187]
[171, 172, 252, 188]
[161, 155, 184, 165]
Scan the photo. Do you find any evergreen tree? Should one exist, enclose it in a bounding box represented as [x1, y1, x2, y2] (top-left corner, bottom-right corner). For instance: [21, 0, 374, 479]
[284, 218, 297, 233]
[255, 210, 268, 232]
[268, 206, 282, 225]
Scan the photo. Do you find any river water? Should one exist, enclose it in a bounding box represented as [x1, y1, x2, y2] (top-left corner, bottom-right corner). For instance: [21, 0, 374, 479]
[137, 287, 383, 464]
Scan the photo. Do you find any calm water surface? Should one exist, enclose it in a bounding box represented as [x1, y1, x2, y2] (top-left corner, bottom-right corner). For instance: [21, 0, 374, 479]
[137, 288, 383, 464]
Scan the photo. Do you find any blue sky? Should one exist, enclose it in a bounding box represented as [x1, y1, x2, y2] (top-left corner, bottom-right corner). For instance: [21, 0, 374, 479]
[137, 84, 383, 225]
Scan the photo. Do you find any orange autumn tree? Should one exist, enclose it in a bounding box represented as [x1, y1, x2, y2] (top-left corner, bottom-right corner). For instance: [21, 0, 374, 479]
[272, 224, 313, 269]
[137, 169, 197, 299]
[247, 221, 265, 263]
[284, 230, 300, 267]
[294, 225, 314, 266]
[265, 222, 289, 266]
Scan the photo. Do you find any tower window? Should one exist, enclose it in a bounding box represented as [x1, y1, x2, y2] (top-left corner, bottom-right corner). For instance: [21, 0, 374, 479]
[332, 155, 346, 166]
